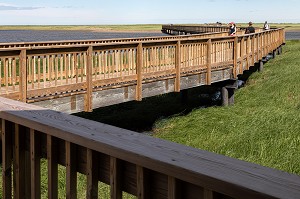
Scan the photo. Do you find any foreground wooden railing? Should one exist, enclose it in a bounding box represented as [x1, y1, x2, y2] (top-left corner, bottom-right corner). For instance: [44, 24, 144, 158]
[0, 28, 285, 113]
[1, 97, 300, 199]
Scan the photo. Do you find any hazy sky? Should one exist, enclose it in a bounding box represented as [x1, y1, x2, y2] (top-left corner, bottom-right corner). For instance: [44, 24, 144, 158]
[0, 0, 299, 25]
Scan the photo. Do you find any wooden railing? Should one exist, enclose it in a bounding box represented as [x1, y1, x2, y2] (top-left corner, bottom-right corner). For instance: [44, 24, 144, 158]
[1, 96, 300, 199]
[161, 25, 230, 34]
[0, 28, 285, 113]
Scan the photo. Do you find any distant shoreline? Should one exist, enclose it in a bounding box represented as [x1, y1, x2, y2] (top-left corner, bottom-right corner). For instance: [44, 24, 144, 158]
[0, 24, 300, 32]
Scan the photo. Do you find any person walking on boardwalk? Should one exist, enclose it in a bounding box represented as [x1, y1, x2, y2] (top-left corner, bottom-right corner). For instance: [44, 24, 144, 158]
[263, 21, 270, 30]
[228, 22, 236, 36]
[245, 21, 255, 34]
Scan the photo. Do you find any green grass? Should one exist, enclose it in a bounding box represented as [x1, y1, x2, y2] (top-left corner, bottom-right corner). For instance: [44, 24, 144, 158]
[154, 40, 300, 175]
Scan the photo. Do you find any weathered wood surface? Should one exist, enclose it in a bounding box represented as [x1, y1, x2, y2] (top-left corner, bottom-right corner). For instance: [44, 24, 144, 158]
[0, 97, 300, 199]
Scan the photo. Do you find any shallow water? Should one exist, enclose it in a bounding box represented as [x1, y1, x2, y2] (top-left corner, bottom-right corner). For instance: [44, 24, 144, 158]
[0, 30, 298, 43]
[0, 30, 168, 43]
[285, 31, 300, 40]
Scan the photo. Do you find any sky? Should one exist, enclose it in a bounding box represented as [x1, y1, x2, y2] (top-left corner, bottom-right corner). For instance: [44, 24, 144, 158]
[0, 0, 299, 25]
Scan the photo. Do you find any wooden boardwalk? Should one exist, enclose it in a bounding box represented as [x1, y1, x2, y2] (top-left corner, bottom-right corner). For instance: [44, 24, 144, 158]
[0, 26, 284, 113]
[1, 25, 300, 199]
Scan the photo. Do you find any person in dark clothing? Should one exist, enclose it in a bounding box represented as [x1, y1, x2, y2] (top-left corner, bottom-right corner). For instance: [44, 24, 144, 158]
[245, 22, 255, 34]
[228, 22, 236, 36]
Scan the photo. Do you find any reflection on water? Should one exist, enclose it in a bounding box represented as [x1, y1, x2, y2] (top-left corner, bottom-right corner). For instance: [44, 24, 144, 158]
[0, 30, 168, 43]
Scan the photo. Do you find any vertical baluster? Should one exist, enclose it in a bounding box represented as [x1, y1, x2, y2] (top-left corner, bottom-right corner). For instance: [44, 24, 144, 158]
[8, 58, 12, 86]
[55, 55, 58, 86]
[13, 124, 26, 199]
[203, 189, 214, 199]
[37, 57, 41, 88]
[136, 166, 150, 199]
[93, 52, 97, 80]
[128, 49, 132, 75]
[12, 58, 16, 91]
[70, 53, 75, 83]
[86, 149, 98, 199]
[175, 41, 181, 92]
[60, 55, 63, 85]
[64, 54, 68, 85]
[2, 119, 13, 199]
[74, 53, 78, 83]
[5, 58, 9, 93]
[110, 157, 122, 199]
[120, 50, 123, 77]
[233, 37, 238, 78]
[104, 51, 107, 79]
[80, 53, 84, 82]
[66, 141, 77, 199]
[206, 39, 212, 85]
[136, 43, 143, 101]
[47, 135, 58, 199]
[30, 129, 41, 199]
[32, 57, 36, 87]
[47, 55, 51, 86]
[43, 57, 46, 88]
[168, 176, 180, 199]
[0, 58, 2, 92]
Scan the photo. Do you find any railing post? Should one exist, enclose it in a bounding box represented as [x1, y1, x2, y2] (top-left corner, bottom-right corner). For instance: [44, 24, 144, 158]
[84, 46, 93, 112]
[19, 49, 27, 102]
[175, 40, 181, 92]
[136, 43, 143, 101]
[206, 39, 212, 85]
[233, 36, 238, 78]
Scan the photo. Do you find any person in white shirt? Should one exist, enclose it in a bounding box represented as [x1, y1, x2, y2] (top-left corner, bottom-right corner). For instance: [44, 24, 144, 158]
[263, 21, 270, 30]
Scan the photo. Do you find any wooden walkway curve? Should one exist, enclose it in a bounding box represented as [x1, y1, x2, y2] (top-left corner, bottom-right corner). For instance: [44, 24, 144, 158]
[1, 25, 298, 199]
[0, 26, 284, 113]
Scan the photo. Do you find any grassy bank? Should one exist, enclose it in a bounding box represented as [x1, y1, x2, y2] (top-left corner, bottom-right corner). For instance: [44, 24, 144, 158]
[154, 40, 300, 175]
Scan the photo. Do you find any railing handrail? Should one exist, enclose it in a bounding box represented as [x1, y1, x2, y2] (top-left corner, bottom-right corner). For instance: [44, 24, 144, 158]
[1, 96, 300, 199]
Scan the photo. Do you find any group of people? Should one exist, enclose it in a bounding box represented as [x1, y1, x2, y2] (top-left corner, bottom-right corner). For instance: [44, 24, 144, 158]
[228, 21, 270, 36]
